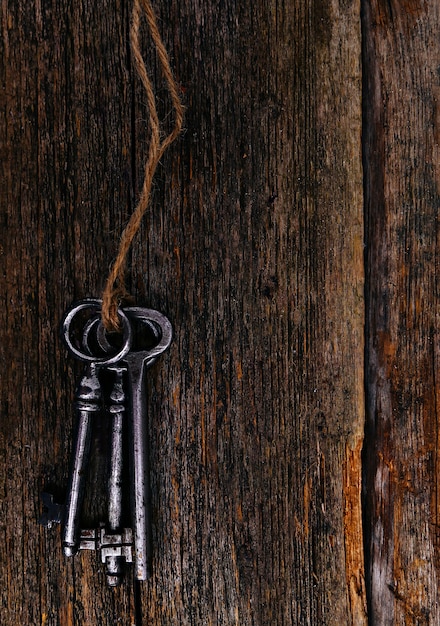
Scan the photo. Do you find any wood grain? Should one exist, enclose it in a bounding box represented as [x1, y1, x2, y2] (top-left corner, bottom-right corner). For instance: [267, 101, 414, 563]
[0, 0, 136, 622]
[363, 1, 440, 623]
[0, 0, 364, 624]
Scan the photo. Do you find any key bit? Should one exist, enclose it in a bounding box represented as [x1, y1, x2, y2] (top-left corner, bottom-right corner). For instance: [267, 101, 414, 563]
[79, 526, 133, 587]
[39, 492, 65, 529]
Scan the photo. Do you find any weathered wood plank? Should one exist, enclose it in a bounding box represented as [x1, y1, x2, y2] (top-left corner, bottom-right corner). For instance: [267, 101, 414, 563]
[363, 0, 440, 623]
[138, 0, 365, 624]
[0, 0, 364, 624]
[0, 0, 136, 622]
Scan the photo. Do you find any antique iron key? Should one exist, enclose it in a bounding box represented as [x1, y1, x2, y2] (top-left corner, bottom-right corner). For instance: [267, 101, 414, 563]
[40, 299, 172, 585]
[90, 306, 172, 579]
[118, 307, 172, 579]
[60, 300, 132, 563]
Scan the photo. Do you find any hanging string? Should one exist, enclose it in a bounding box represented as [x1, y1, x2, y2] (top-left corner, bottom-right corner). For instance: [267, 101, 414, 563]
[101, 0, 184, 331]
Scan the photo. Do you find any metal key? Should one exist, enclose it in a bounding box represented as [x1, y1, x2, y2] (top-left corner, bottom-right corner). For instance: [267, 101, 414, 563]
[105, 365, 127, 585]
[94, 307, 172, 579]
[42, 300, 171, 584]
[70, 363, 133, 587]
[60, 300, 132, 558]
[62, 361, 101, 557]
[125, 307, 172, 580]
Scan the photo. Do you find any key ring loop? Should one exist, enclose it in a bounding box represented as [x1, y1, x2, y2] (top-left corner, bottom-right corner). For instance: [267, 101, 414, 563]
[62, 299, 132, 364]
[84, 307, 172, 365]
[123, 307, 172, 360]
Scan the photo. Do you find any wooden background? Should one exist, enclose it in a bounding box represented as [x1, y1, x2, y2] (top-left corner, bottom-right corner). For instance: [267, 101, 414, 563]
[0, 0, 438, 624]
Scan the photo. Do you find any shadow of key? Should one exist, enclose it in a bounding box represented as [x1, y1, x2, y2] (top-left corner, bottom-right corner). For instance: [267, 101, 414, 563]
[39, 492, 65, 529]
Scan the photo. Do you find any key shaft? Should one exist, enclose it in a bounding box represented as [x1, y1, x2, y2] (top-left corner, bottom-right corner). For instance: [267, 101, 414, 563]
[108, 366, 126, 530]
[106, 366, 127, 586]
[126, 354, 152, 580]
[63, 362, 101, 557]
[121, 307, 172, 580]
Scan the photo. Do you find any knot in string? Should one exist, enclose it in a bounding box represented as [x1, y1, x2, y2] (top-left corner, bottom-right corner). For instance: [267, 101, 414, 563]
[101, 0, 184, 332]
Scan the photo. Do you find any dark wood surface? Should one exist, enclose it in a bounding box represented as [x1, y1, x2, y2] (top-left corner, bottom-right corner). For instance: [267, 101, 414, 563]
[363, 1, 440, 624]
[0, 0, 437, 624]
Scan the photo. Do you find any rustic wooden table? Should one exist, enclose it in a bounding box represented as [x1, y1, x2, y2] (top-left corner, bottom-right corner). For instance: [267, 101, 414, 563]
[0, 0, 438, 624]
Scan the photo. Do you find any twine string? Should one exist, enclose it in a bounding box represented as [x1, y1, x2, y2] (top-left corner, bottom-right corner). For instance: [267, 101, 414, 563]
[101, 0, 184, 331]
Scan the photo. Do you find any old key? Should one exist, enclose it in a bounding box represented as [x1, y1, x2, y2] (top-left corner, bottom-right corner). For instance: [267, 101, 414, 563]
[61, 300, 132, 560]
[93, 306, 172, 579]
[124, 307, 172, 579]
[40, 299, 172, 585]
